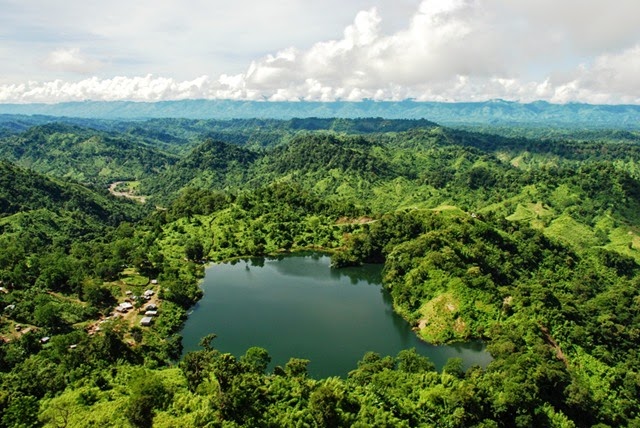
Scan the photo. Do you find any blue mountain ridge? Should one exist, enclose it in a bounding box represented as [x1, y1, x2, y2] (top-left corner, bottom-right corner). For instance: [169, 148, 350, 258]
[1, 99, 639, 128]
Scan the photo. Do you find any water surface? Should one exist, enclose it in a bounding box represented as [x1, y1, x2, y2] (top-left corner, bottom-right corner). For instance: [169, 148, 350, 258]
[181, 253, 491, 378]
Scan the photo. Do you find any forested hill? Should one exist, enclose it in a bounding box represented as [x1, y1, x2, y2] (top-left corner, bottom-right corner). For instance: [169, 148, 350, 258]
[0, 160, 145, 256]
[0, 161, 141, 220]
[252, 133, 393, 179]
[140, 133, 395, 202]
[0, 123, 178, 186]
[142, 139, 259, 197]
[1, 99, 640, 128]
[0, 116, 437, 141]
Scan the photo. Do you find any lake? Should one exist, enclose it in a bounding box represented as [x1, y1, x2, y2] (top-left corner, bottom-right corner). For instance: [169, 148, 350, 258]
[180, 253, 492, 378]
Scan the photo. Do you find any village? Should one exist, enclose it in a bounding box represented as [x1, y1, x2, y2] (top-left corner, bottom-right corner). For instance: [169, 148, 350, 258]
[87, 278, 162, 337]
[1, 273, 162, 348]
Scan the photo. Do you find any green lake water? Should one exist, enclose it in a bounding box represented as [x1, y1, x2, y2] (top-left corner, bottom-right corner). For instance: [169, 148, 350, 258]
[180, 253, 492, 378]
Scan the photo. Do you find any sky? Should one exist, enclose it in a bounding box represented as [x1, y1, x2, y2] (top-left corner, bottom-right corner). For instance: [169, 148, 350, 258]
[0, 0, 639, 104]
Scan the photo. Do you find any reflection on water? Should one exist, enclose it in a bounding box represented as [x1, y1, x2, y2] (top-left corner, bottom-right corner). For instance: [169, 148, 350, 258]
[332, 263, 384, 285]
[181, 253, 492, 378]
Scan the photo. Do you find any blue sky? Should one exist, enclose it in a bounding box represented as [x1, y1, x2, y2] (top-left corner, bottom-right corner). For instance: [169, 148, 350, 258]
[0, 0, 638, 104]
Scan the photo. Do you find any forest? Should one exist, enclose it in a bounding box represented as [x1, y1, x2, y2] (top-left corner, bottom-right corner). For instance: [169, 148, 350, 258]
[1, 116, 640, 427]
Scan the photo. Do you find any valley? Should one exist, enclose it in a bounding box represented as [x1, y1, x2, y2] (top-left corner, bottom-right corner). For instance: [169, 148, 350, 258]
[0, 116, 639, 426]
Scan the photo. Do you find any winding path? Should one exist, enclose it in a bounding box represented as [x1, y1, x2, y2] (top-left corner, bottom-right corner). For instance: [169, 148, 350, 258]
[108, 181, 147, 203]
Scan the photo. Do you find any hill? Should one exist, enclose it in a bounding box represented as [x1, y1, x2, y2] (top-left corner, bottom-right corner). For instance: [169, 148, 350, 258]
[0, 159, 145, 268]
[142, 139, 259, 198]
[0, 123, 178, 186]
[1, 100, 640, 128]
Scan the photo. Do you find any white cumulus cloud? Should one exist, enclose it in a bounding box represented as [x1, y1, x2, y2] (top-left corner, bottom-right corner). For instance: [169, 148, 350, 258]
[0, 75, 216, 103]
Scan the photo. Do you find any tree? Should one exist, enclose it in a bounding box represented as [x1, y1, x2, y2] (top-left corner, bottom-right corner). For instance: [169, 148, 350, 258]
[82, 282, 116, 310]
[212, 353, 241, 392]
[309, 378, 348, 427]
[88, 323, 134, 364]
[198, 333, 217, 351]
[125, 372, 170, 428]
[2, 395, 40, 428]
[164, 334, 183, 361]
[34, 302, 68, 333]
[443, 357, 465, 379]
[180, 350, 215, 392]
[241, 347, 271, 374]
[95, 259, 121, 281]
[396, 348, 435, 373]
[285, 358, 310, 378]
[185, 239, 204, 261]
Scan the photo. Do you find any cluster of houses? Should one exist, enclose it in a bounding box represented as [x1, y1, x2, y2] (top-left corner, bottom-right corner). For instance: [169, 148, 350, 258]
[113, 284, 160, 327]
[1, 280, 163, 346]
[116, 289, 156, 311]
[140, 303, 158, 326]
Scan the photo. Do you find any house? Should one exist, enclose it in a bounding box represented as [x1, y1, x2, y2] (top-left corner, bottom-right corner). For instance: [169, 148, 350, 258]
[143, 289, 154, 298]
[140, 317, 153, 326]
[144, 310, 158, 317]
[116, 302, 134, 312]
[40, 336, 50, 344]
[151, 279, 158, 285]
[145, 304, 157, 311]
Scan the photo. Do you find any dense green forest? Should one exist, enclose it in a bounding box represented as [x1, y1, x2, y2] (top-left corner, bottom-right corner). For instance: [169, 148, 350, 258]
[1, 116, 640, 427]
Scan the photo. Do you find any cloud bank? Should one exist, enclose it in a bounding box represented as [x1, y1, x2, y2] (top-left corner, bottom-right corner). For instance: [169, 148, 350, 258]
[1, 0, 639, 104]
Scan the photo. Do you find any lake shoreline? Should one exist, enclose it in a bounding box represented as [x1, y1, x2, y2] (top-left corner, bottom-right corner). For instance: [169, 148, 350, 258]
[199, 248, 489, 348]
[181, 253, 492, 377]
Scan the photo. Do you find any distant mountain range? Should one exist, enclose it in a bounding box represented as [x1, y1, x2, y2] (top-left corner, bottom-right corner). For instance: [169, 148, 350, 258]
[1, 99, 640, 128]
